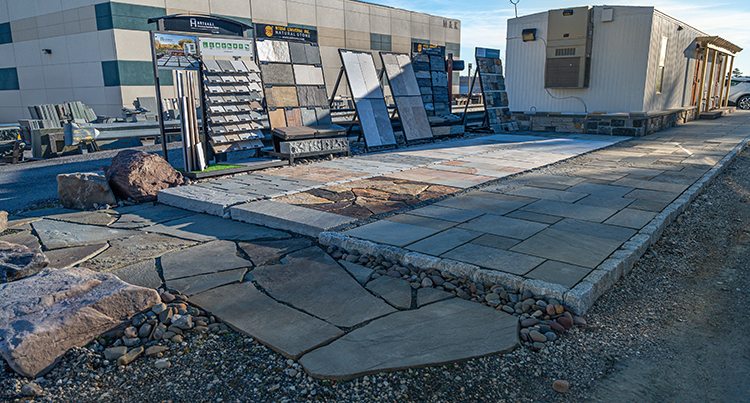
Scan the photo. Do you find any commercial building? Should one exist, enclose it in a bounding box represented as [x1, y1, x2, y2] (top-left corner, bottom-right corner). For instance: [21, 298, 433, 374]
[0, 0, 460, 123]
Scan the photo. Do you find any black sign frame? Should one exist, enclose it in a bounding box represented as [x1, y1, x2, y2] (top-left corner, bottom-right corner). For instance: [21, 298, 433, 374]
[253, 23, 318, 43]
[148, 14, 250, 37]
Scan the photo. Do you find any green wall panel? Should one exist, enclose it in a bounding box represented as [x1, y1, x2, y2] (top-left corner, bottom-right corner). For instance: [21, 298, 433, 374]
[102, 60, 174, 87]
[96, 2, 166, 32]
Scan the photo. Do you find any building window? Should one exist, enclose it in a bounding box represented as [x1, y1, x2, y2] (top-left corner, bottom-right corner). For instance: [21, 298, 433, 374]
[370, 33, 391, 51]
[0, 67, 19, 91]
[656, 36, 668, 94]
[0, 23, 12, 45]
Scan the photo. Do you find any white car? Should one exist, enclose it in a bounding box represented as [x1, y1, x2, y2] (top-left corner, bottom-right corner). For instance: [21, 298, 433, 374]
[728, 77, 750, 110]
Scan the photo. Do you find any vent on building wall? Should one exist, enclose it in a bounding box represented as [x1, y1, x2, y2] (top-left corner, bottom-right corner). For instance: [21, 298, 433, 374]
[554, 48, 576, 56]
[545, 6, 593, 89]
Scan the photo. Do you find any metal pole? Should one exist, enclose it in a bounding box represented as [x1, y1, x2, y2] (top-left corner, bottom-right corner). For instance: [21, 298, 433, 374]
[697, 47, 709, 118]
[329, 67, 345, 108]
[447, 53, 453, 106]
[150, 29, 168, 162]
[461, 68, 479, 126]
[724, 55, 736, 107]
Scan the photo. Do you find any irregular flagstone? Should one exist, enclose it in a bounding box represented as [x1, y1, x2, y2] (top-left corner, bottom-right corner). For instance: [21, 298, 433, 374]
[109, 259, 162, 289]
[0, 267, 160, 378]
[417, 287, 455, 307]
[145, 214, 291, 242]
[110, 204, 195, 229]
[161, 240, 250, 281]
[44, 243, 108, 270]
[338, 260, 374, 285]
[252, 247, 396, 328]
[167, 268, 246, 296]
[189, 281, 343, 359]
[19, 207, 77, 218]
[0, 241, 49, 283]
[49, 210, 119, 226]
[238, 238, 313, 267]
[298, 298, 519, 380]
[366, 276, 412, 309]
[82, 233, 197, 272]
[31, 220, 140, 250]
[0, 231, 42, 251]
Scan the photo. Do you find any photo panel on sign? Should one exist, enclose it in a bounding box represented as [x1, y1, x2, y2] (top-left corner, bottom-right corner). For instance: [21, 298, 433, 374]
[396, 96, 432, 141]
[256, 40, 291, 63]
[260, 63, 295, 85]
[293, 65, 325, 86]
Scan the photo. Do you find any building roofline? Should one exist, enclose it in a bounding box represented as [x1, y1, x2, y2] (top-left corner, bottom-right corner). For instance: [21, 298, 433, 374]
[349, 0, 460, 21]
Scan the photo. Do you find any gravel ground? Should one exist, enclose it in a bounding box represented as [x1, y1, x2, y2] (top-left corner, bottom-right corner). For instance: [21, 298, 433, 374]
[3, 149, 749, 402]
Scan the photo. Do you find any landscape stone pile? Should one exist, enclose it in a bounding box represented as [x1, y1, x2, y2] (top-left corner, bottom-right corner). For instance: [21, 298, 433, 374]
[326, 245, 587, 350]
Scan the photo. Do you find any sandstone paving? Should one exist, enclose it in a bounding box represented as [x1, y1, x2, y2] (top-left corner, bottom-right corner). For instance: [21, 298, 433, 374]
[161, 240, 250, 281]
[31, 219, 140, 250]
[81, 233, 196, 272]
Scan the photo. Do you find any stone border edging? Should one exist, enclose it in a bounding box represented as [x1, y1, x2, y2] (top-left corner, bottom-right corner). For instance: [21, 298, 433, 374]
[319, 136, 750, 316]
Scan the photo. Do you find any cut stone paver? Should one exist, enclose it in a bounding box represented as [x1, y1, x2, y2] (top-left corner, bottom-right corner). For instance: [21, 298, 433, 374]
[406, 227, 482, 256]
[231, 200, 354, 238]
[520, 200, 618, 223]
[109, 259, 162, 289]
[435, 193, 534, 215]
[505, 186, 588, 203]
[44, 243, 108, 269]
[550, 218, 637, 242]
[338, 260, 374, 285]
[344, 221, 439, 247]
[504, 210, 564, 225]
[167, 268, 247, 296]
[238, 238, 313, 266]
[251, 247, 396, 328]
[189, 281, 343, 359]
[365, 276, 413, 309]
[298, 298, 518, 380]
[161, 240, 250, 281]
[110, 204, 195, 229]
[384, 214, 456, 231]
[407, 205, 483, 223]
[82, 233, 196, 272]
[566, 182, 635, 198]
[603, 208, 658, 229]
[510, 228, 622, 268]
[145, 214, 291, 242]
[442, 243, 545, 275]
[612, 177, 689, 193]
[458, 214, 549, 240]
[574, 195, 635, 209]
[31, 220, 140, 250]
[417, 287, 454, 307]
[624, 189, 680, 212]
[524, 260, 591, 289]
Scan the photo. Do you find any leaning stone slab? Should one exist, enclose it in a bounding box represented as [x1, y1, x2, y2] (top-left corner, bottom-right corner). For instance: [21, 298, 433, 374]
[189, 281, 343, 359]
[298, 298, 519, 380]
[57, 173, 117, 210]
[252, 246, 396, 328]
[0, 267, 160, 377]
[161, 240, 250, 281]
[31, 220, 139, 250]
[0, 241, 49, 283]
[231, 200, 356, 238]
[145, 214, 291, 243]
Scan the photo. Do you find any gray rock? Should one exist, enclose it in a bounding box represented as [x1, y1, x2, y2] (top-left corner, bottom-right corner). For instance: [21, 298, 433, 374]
[122, 336, 139, 347]
[529, 330, 547, 343]
[154, 358, 170, 369]
[145, 345, 169, 357]
[171, 335, 183, 343]
[57, 172, 117, 210]
[544, 331, 557, 342]
[421, 277, 433, 288]
[103, 346, 128, 361]
[366, 276, 412, 310]
[161, 331, 176, 340]
[171, 314, 193, 330]
[21, 381, 43, 397]
[151, 303, 167, 315]
[117, 346, 143, 365]
[161, 240, 250, 281]
[124, 326, 137, 338]
[138, 323, 152, 338]
[152, 324, 167, 340]
[105, 150, 183, 203]
[0, 240, 49, 283]
[0, 267, 159, 377]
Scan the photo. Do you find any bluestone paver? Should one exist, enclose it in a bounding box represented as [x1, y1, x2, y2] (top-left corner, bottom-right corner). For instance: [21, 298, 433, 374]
[510, 228, 622, 268]
[457, 214, 548, 240]
[407, 205, 483, 223]
[230, 200, 355, 238]
[550, 218, 637, 242]
[82, 233, 196, 272]
[31, 220, 139, 250]
[366, 276, 413, 309]
[145, 214, 291, 242]
[338, 260, 374, 285]
[524, 260, 591, 289]
[520, 200, 618, 222]
[110, 204, 195, 229]
[603, 208, 658, 229]
[161, 240, 250, 281]
[44, 243, 108, 270]
[109, 259, 163, 289]
[384, 214, 457, 231]
[417, 287, 454, 307]
[505, 186, 588, 203]
[167, 268, 247, 296]
[470, 234, 521, 250]
[343, 221, 439, 247]
[238, 238, 313, 267]
[435, 193, 534, 215]
[406, 227, 482, 256]
[442, 243, 545, 275]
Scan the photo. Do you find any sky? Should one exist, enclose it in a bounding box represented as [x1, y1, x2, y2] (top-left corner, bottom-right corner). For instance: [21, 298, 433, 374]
[374, 0, 750, 77]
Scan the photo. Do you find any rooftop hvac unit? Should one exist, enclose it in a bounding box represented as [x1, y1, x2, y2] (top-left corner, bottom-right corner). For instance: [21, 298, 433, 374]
[545, 6, 593, 89]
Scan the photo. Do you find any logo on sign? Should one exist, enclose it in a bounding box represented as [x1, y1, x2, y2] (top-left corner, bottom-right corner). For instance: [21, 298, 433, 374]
[265, 26, 274, 37]
[190, 18, 217, 30]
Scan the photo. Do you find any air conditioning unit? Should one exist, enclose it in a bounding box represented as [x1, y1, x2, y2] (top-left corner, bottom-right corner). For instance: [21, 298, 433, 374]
[545, 6, 593, 89]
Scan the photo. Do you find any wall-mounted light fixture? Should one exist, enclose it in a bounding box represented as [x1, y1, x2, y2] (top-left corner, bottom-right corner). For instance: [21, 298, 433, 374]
[522, 28, 537, 42]
[42, 49, 52, 54]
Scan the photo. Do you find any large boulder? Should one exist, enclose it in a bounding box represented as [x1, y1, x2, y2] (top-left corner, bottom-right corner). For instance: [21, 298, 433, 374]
[57, 172, 117, 210]
[0, 241, 49, 283]
[0, 267, 160, 378]
[105, 150, 183, 203]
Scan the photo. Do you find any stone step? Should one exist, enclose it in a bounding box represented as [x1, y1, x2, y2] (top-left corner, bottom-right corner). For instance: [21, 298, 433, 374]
[230, 200, 356, 238]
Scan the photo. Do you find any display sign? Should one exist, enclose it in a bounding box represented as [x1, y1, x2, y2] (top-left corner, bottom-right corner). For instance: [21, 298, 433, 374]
[199, 37, 254, 57]
[158, 15, 247, 37]
[254, 23, 318, 43]
[412, 43, 445, 57]
[153, 32, 200, 70]
[476, 47, 501, 59]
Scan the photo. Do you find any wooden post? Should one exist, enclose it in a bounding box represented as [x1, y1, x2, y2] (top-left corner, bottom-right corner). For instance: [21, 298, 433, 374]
[724, 55, 736, 107]
[706, 49, 717, 112]
[717, 53, 729, 110]
[697, 48, 709, 118]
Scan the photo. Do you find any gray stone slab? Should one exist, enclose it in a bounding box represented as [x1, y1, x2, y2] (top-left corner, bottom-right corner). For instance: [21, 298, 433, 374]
[145, 213, 291, 242]
[157, 186, 257, 217]
[252, 247, 396, 328]
[505, 186, 587, 203]
[366, 276, 412, 309]
[510, 228, 622, 269]
[406, 227, 482, 256]
[110, 204, 195, 229]
[603, 208, 657, 229]
[298, 298, 518, 380]
[520, 200, 618, 223]
[396, 96, 433, 142]
[238, 238, 313, 267]
[82, 233, 197, 272]
[0, 231, 41, 251]
[470, 234, 520, 250]
[435, 194, 534, 215]
[31, 219, 140, 250]
[386, 214, 456, 231]
[300, 107, 318, 126]
[231, 201, 355, 238]
[161, 240, 250, 281]
[566, 182, 635, 198]
[550, 218, 636, 242]
[504, 210, 564, 224]
[49, 210, 118, 226]
[18, 207, 77, 218]
[407, 205, 483, 223]
[289, 41, 308, 64]
[338, 260, 374, 285]
[109, 259, 162, 289]
[524, 260, 590, 289]
[612, 177, 688, 194]
[190, 281, 342, 359]
[441, 243, 545, 275]
[355, 98, 397, 148]
[417, 287, 454, 307]
[167, 268, 246, 296]
[624, 189, 680, 212]
[344, 221, 440, 248]
[44, 243, 108, 270]
[574, 195, 635, 209]
[458, 214, 548, 240]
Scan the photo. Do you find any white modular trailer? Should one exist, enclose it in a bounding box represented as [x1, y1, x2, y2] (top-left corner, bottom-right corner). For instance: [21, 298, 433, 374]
[505, 6, 706, 114]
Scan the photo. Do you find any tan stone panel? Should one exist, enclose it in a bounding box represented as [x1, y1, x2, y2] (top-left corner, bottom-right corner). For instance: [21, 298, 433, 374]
[369, 14, 391, 35]
[166, 0, 209, 13]
[113, 30, 152, 61]
[315, 0, 343, 9]
[343, 1, 369, 14]
[268, 108, 287, 129]
[316, 6, 345, 29]
[285, 107, 303, 127]
[412, 22, 429, 40]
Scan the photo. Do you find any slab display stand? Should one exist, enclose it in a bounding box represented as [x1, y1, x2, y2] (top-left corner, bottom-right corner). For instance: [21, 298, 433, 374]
[255, 25, 348, 164]
[379, 52, 434, 144]
[411, 43, 450, 117]
[338, 49, 397, 151]
[474, 47, 517, 133]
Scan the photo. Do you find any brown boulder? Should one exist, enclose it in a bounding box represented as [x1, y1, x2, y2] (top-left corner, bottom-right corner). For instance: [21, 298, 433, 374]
[57, 172, 117, 210]
[0, 240, 49, 283]
[105, 150, 183, 202]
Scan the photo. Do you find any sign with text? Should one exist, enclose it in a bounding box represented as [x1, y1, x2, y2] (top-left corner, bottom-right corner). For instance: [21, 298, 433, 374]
[412, 43, 445, 57]
[159, 15, 246, 37]
[253, 23, 317, 43]
[476, 47, 501, 59]
[198, 37, 254, 57]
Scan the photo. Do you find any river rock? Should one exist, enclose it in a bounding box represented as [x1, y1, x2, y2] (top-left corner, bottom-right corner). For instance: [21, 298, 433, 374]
[521, 318, 539, 328]
[21, 381, 43, 397]
[103, 346, 128, 361]
[57, 172, 117, 210]
[0, 240, 49, 283]
[145, 345, 169, 357]
[171, 314, 193, 330]
[546, 304, 556, 316]
[549, 321, 565, 332]
[154, 358, 170, 369]
[529, 330, 547, 343]
[557, 316, 573, 330]
[105, 150, 183, 202]
[552, 379, 570, 393]
[573, 316, 587, 326]
[0, 267, 160, 377]
[117, 346, 143, 365]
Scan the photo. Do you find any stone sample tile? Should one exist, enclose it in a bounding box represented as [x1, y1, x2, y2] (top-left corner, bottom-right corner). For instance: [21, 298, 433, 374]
[505, 186, 587, 203]
[110, 204, 195, 229]
[109, 259, 162, 289]
[293, 65, 325, 85]
[407, 205, 483, 223]
[441, 243, 545, 275]
[603, 208, 657, 229]
[265, 86, 299, 108]
[355, 98, 397, 148]
[301, 107, 317, 126]
[417, 287, 454, 307]
[459, 214, 548, 240]
[83, 233, 196, 272]
[256, 40, 290, 63]
[344, 221, 440, 247]
[298, 298, 518, 380]
[520, 200, 618, 223]
[396, 96, 433, 142]
[338, 260, 374, 285]
[289, 41, 308, 64]
[252, 247, 396, 328]
[49, 210, 118, 226]
[31, 219, 140, 250]
[44, 243, 108, 270]
[161, 240, 250, 281]
[381, 53, 420, 97]
[231, 201, 355, 238]
[510, 228, 622, 268]
[238, 238, 313, 267]
[268, 108, 287, 128]
[167, 268, 247, 297]
[366, 276, 413, 309]
[145, 214, 291, 242]
[524, 260, 590, 289]
[406, 227, 482, 256]
[297, 86, 329, 107]
[550, 218, 636, 242]
[284, 108, 303, 127]
[190, 282, 342, 359]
